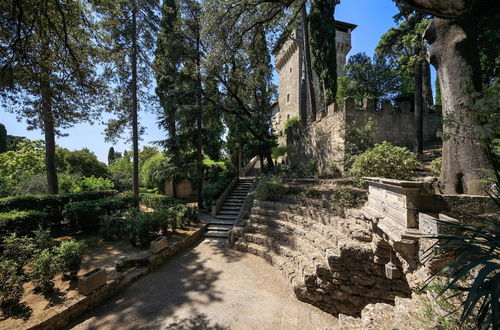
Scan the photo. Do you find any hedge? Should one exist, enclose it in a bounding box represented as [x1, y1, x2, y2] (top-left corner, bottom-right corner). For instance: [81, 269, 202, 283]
[0, 210, 46, 236]
[63, 195, 135, 232]
[140, 193, 182, 210]
[0, 190, 117, 227]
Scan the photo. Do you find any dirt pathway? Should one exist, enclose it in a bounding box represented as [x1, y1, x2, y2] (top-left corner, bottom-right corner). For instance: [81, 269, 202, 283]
[69, 238, 337, 330]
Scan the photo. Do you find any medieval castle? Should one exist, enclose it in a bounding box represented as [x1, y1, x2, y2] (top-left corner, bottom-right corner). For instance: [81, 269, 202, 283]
[271, 20, 442, 175]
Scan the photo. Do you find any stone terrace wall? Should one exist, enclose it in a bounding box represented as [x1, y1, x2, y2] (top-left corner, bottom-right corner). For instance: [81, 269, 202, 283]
[286, 97, 442, 175]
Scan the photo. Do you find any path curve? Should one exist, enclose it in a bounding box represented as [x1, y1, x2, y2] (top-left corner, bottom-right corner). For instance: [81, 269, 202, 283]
[69, 238, 337, 330]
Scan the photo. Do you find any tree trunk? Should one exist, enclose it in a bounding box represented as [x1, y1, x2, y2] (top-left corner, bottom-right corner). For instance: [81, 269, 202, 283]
[40, 49, 58, 194]
[195, 24, 203, 209]
[424, 18, 492, 194]
[414, 60, 423, 156]
[131, 2, 140, 201]
[266, 152, 274, 169]
[422, 60, 433, 110]
[300, 6, 317, 123]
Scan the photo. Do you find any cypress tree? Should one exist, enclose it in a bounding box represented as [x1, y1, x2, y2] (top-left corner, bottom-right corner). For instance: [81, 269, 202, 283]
[309, 0, 339, 106]
[108, 147, 115, 165]
[0, 124, 7, 154]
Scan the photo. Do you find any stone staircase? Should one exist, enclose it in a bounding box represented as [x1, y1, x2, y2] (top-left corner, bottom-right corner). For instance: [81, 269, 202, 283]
[233, 188, 411, 317]
[203, 178, 254, 238]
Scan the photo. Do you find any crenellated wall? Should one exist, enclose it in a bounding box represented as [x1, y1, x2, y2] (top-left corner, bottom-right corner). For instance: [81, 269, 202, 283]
[286, 97, 442, 175]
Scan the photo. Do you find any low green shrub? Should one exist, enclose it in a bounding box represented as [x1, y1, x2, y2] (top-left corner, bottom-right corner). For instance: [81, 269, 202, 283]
[255, 177, 287, 202]
[1, 233, 37, 271]
[0, 210, 45, 236]
[54, 240, 85, 276]
[59, 176, 114, 193]
[0, 260, 24, 307]
[140, 193, 181, 210]
[349, 141, 420, 185]
[430, 157, 442, 176]
[201, 175, 233, 206]
[32, 227, 55, 251]
[100, 212, 124, 241]
[122, 209, 162, 248]
[284, 116, 301, 132]
[304, 160, 319, 178]
[63, 196, 135, 233]
[29, 249, 60, 292]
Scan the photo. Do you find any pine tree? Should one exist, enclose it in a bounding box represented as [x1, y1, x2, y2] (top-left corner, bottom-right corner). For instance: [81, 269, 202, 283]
[0, 0, 107, 194]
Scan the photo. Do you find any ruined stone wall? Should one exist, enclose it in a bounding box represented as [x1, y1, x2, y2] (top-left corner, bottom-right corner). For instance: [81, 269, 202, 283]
[286, 97, 442, 175]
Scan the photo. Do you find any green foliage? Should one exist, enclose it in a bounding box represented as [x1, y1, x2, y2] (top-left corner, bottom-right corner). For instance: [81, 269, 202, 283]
[11, 174, 49, 196]
[0, 210, 46, 236]
[349, 141, 420, 185]
[271, 146, 288, 162]
[141, 153, 172, 190]
[344, 119, 375, 170]
[309, 0, 338, 105]
[300, 187, 322, 199]
[29, 249, 60, 292]
[203, 157, 228, 184]
[330, 188, 359, 216]
[304, 160, 319, 178]
[140, 193, 182, 210]
[430, 157, 442, 176]
[0, 260, 24, 307]
[32, 227, 55, 251]
[1, 234, 37, 270]
[60, 148, 109, 178]
[59, 176, 114, 193]
[284, 117, 301, 132]
[0, 123, 6, 154]
[435, 75, 442, 106]
[255, 177, 286, 202]
[337, 53, 402, 104]
[201, 176, 233, 206]
[62, 196, 135, 233]
[108, 158, 134, 192]
[121, 209, 162, 248]
[54, 240, 85, 275]
[139, 146, 159, 167]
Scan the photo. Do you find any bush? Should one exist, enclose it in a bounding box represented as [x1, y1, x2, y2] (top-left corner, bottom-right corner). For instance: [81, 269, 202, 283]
[59, 176, 114, 193]
[29, 249, 60, 292]
[54, 240, 85, 276]
[0, 260, 24, 307]
[201, 175, 233, 206]
[255, 177, 287, 201]
[100, 212, 124, 241]
[32, 227, 55, 251]
[1, 234, 37, 270]
[349, 141, 420, 185]
[11, 174, 48, 196]
[430, 157, 442, 176]
[0, 210, 45, 236]
[122, 209, 162, 248]
[284, 116, 301, 132]
[140, 193, 181, 210]
[271, 146, 289, 163]
[344, 119, 375, 170]
[63, 196, 134, 233]
[304, 160, 319, 178]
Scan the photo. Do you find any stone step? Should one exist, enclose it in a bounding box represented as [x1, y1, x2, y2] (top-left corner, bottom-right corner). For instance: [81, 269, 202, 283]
[215, 214, 237, 220]
[203, 231, 229, 238]
[220, 206, 241, 211]
[241, 231, 329, 279]
[218, 210, 240, 215]
[207, 224, 232, 231]
[207, 219, 234, 226]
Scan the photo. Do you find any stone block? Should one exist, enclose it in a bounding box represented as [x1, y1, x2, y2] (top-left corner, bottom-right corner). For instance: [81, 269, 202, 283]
[78, 269, 107, 295]
[151, 236, 168, 254]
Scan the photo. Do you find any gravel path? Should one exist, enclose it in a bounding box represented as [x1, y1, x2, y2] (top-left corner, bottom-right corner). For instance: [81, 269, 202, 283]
[69, 238, 337, 330]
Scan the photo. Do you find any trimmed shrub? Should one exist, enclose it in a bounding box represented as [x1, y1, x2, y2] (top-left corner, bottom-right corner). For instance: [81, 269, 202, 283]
[0, 210, 45, 236]
[29, 249, 60, 292]
[122, 209, 162, 248]
[55, 240, 85, 276]
[140, 193, 181, 210]
[0, 260, 24, 307]
[63, 196, 134, 233]
[255, 177, 287, 201]
[349, 141, 420, 185]
[100, 212, 124, 241]
[1, 234, 37, 271]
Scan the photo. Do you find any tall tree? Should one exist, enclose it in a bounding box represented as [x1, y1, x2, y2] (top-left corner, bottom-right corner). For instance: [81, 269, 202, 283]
[108, 147, 116, 165]
[0, 0, 106, 194]
[399, 0, 498, 194]
[309, 0, 339, 107]
[102, 0, 160, 199]
[0, 124, 7, 154]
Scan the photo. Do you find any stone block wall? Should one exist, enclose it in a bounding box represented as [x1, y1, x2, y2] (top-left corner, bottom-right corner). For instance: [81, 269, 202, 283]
[286, 97, 442, 175]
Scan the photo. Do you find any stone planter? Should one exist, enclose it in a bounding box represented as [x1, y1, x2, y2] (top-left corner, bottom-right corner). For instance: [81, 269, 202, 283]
[151, 236, 168, 254]
[78, 269, 107, 295]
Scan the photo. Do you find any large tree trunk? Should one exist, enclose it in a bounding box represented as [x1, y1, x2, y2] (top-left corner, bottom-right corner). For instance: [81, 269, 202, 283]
[131, 2, 140, 201]
[422, 60, 433, 110]
[300, 6, 317, 123]
[41, 51, 58, 194]
[424, 18, 492, 194]
[414, 60, 423, 156]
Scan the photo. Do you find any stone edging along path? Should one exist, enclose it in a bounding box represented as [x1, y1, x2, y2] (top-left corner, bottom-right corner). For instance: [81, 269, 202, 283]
[30, 224, 208, 330]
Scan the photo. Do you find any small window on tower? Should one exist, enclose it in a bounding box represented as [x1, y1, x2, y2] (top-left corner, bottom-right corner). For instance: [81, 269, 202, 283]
[287, 94, 290, 103]
[289, 67, 292, 74]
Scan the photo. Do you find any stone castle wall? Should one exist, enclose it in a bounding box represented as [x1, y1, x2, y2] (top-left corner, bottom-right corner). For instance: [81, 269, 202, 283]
[286, 97, 442, 175]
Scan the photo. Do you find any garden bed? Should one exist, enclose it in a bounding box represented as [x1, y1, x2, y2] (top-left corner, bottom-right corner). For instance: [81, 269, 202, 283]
[0, 225, 204, 330]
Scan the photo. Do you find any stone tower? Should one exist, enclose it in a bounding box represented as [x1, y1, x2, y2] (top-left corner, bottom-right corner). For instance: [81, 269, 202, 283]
[272, 20, 356, 140]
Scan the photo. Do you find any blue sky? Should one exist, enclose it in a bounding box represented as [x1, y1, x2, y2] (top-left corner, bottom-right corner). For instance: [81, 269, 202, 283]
[0, 0, 400, 163]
